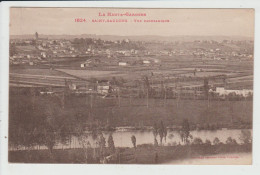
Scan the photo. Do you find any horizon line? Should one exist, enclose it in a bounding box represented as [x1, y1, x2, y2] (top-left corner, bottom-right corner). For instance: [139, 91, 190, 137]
[10, 34, 254, 38]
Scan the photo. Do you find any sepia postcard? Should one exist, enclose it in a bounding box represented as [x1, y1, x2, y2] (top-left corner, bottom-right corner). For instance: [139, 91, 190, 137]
[1, 2, 259, 173]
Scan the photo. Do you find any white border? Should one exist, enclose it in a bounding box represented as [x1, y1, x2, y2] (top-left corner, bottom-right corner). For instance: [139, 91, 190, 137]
[1, 1, 260, 175]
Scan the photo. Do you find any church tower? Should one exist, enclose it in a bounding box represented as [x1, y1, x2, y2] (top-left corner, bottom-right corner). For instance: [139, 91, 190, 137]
[35, 32, 39, 40]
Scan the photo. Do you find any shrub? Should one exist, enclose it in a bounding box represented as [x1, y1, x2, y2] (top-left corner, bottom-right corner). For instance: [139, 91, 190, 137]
[108, 134, 115, 153]
[205, 139, 211, 145]
[239, 130, 252, 144]
[226, 137, 232, 144]
[193, 137, 203, 145]
[168, 133, 174, 140]
[213, 137, 221, 145]
[171, 141, 178, 146]
[226, 137, 238, 145]
[232, 139, 238, 145]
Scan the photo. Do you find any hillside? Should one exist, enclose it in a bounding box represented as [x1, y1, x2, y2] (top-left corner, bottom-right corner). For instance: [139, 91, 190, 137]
[10, 34, 253, 42]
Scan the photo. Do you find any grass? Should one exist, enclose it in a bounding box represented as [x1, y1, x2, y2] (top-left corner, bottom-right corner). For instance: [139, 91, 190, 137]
[9, 93, 253, 128]
[56, 68, 143, 81]
[10, 67, 70, 77]
[9, 143, 252, 164]
[9, 57, 253, 90]
[131, 143, 252, 164]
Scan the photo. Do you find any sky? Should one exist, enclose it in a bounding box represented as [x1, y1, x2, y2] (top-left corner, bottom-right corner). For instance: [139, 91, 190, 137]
[10, 8, 254, 37]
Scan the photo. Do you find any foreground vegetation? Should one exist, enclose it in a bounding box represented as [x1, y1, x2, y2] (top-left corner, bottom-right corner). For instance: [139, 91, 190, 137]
[9, 142, 252, 164]
[9, 91, 252, 129]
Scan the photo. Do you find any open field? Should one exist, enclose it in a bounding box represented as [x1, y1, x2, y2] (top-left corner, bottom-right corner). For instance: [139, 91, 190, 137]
[56, 68, 141, 81]
[15, 45, 37, 53]
[9, 56, 253, 90]
[10, 68, 68, 76]
[9, 68, 86, 87]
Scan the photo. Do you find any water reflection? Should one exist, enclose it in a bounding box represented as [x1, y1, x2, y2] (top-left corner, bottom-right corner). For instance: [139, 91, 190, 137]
[58, 129, 252, 149]
[9, 129, 252, 150]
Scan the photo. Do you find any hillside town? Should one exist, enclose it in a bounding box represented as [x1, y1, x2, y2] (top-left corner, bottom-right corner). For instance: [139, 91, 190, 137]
[10, 32, 253, 65]
[10, 32, 253, 101]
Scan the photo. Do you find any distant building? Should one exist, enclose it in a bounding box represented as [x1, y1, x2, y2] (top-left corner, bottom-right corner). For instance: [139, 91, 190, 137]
[35, 32, 38, 40]
[97, 85, 111, 95]
[118, 62, 127, 66]
[69, 83, 77, 90]
[143, 60, 151, 64]
[81, 60, 92, 67]
[81, 63, 85, 68]
[153, 59, 160, 63]
[41, 52, 46, 58]
[81, 62, 89, 68]
[215, 87, 253, 97]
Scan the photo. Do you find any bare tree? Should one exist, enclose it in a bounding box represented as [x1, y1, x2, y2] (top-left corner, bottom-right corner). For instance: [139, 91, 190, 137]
[108, 133, 115, 154]
[181, 119, 191, 144]
[131, 135, 137, 149]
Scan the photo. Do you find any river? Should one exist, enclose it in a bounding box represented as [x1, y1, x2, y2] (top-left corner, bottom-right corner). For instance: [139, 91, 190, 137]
[10, 128, 251, 150]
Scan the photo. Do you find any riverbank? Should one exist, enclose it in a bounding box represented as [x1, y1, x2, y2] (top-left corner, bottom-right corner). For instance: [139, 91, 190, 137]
[9, 143, 252, 164]
[164, 152, 252, 165]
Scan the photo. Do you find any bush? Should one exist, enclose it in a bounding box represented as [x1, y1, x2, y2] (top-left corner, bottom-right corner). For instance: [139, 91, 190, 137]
[193, 137, 203, 145]
[171, 141, 177, 146]
[167, 141, 177, 146]
[239, 130, 252, 144]
[168, 133, 174, 140]
[205, 139, 211, 145]
[232, 139, 237, 145]
[154, 138, 159, 147]
[226, 137, 238, 145]
[213, 137, 221, 145]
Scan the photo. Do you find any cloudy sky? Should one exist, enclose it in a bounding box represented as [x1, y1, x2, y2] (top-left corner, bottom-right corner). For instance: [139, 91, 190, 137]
[10, 8, 254, 37]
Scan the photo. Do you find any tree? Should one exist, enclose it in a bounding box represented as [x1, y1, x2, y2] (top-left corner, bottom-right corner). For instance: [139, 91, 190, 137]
[158, 121, 165, 145]
[205, 139, 211, 145]
[239, 130, 252, 144]
[111, 77, 116, 85]
[163, 128, 168, 143]
[131, 135, 136, 149]
[34, 99, 62, 154]
[181, 119, 190, 144]
[9, 43, 17, 57]
[43, 127, 56, 153]
[152, 122, 158, 139]
[193, 137, 203, 145]
[98, 133, 106, 158]
[89, 123, 99, 160]
[154, 138, 159, 147]
[108, 134, 115, 154]
[99, 133, 106, 148]
[226, 137, 237, 145]
[77, 132, 89, 163]
[213, 137, 221, 145]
